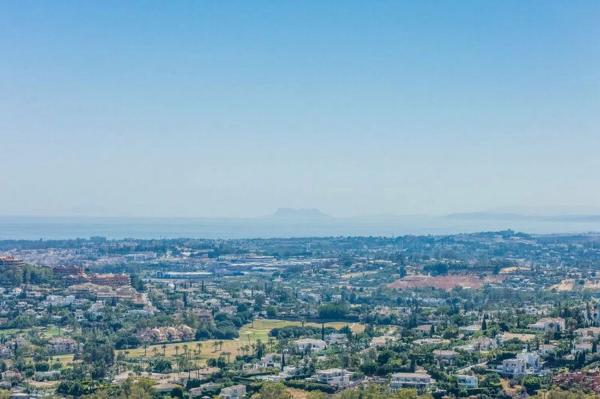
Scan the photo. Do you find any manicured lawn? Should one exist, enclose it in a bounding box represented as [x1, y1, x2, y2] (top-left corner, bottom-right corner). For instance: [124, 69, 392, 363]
[45, 319, 365, 365]
[42, 325, 65, 338]
[0, 328, 21, 337]
[0, 325, 66, 338]
[121, 319, 365, 363]
[249, 319, 365, 333]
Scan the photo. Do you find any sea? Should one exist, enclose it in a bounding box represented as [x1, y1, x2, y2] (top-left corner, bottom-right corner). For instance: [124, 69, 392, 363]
[1, 216, 600, 240]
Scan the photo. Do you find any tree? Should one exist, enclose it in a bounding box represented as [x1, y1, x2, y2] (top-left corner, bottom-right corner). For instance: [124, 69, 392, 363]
[116, 377, 155, 399]
[252, 383, 292, 399]
[82, 336, 114, 379]
[255, 340, 266, 358]
[523, 375, 542, 394]
[151, 358, 172, 373]
[318, 302, 350, 320]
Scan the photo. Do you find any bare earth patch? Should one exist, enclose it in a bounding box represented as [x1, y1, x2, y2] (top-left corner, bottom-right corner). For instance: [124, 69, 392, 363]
[387, 274, 505, 291]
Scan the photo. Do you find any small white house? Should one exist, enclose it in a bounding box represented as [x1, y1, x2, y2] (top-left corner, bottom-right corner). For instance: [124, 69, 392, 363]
[294, 338, 327, 353]
[456, 374, 478, 390]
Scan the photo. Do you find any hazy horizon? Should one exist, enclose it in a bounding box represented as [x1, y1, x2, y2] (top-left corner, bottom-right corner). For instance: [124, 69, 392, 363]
[6, 205, 600, 220]
[2, 1, 599, 219]
[4, 208, 600, 240]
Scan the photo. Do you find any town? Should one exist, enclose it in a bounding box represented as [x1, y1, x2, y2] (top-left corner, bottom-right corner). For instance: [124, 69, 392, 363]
[0, 231, 599, 398]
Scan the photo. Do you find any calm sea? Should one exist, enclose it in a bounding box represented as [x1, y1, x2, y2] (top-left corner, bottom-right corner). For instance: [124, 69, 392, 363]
[1, 216, 600, 240]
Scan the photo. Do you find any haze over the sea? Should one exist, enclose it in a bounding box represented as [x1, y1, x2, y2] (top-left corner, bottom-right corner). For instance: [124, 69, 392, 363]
[3, 208, 600, 240]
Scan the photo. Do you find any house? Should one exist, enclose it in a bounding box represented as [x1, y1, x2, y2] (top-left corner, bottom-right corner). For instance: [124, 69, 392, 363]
[259, 353, 281, 369]
[390, 372, 434, 392]
[456, 374, 478, 390]
[458, 324, 481, 335]
[415, 324, 433, 334]
[574, 327, 600, 339]
[528, 317, 565, 334]
[0, 345, 12, 359]
[219, 384, 246, 399]
[33, 370, 61, 381]
[48, 337, 80, 354]
[74, 309, 85, 321]
[138, 325, 195, 343]
[43, 295, 75, 307]
[193, 308, 213, 322]
[500, 352, 541, 377]
[326, 333, 348, 346]
[293, 338, 327, 353]
[0, 256, 25, 267]
[433, 350, 459, 366]
[573, 342, 593, 353]
[1, 370, 22, 382]
[89, 273, 130, 287]
[413, 338, 450, 346]
[370, 335, 397, 348]
[189, 382, 221, 397]
[316, 368, 352, 388]
[456, 336, 498, 352]
[538, 344, 558, 356]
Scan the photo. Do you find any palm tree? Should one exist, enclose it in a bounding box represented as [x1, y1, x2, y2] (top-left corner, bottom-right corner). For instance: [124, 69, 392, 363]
[162, 343, 167, 356]
[267, 337, 275, 352]
[176, 355, 185, 376]
[240, 345, 250, 356]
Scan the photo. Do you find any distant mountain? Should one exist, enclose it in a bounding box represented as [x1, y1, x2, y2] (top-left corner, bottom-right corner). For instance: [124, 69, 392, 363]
[267, 208, 332, 220]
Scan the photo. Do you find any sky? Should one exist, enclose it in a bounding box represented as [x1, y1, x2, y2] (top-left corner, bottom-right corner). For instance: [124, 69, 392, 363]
[1, 1, 599, 218]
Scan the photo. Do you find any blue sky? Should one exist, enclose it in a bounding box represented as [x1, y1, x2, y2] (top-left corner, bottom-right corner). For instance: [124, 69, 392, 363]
[1, 1, 599, 217]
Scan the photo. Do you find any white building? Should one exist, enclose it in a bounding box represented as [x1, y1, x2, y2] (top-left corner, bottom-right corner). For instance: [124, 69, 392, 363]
[390, 372, 434, 392]
[219, 384, 246, 399]
[500, 352, 541, 377]
[316, 368, 352, 387]
[456, 374, 478, 390]
[326, 333, 348, 346]
[528, 317, 565, 334]
[433, 350, 459, 366]
[294, 338, 327, 353]
[43, 295, 75, 307]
